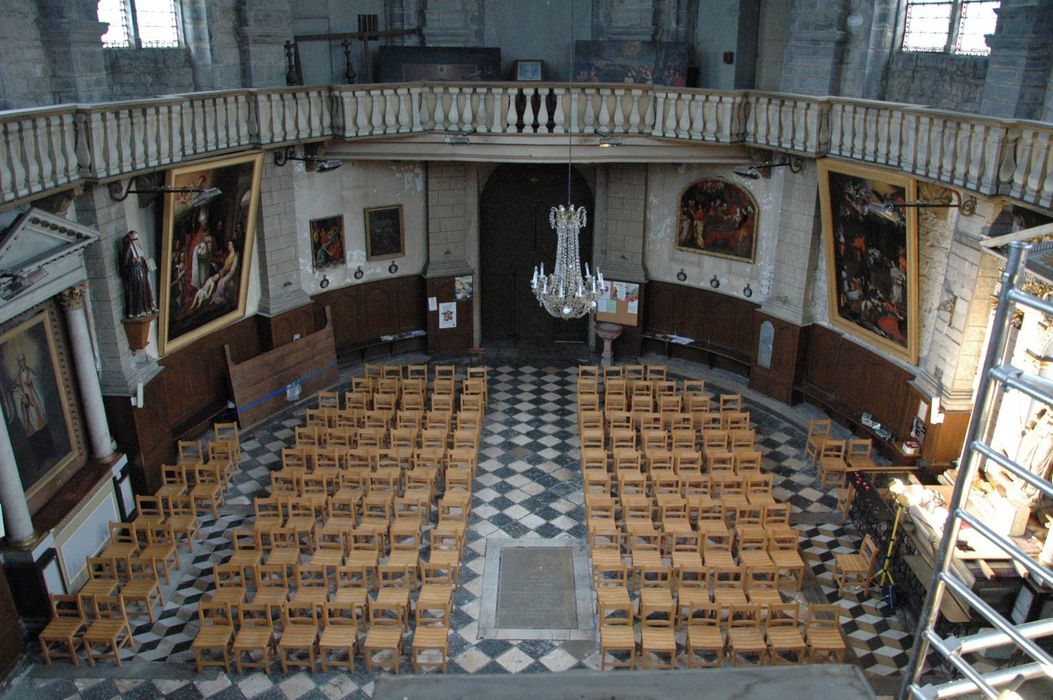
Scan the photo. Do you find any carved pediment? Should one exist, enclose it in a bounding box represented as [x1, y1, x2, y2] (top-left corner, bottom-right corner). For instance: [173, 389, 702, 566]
[0, 208, 97, 302]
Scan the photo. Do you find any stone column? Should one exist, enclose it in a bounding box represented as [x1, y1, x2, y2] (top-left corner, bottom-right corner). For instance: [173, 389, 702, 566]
[59, 284, 114, 461]
[0, 416, 35, 544]
[980, 0, 1053, 120]
[34, 0, 109, 104]
[256, 160, 310, 317]
[236, 0, 294, 87]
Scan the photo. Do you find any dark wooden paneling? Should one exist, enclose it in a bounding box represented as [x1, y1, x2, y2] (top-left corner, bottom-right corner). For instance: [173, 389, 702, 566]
[797, 325, 916, 459]
[312, 276, 426, 354]
[643, 281, 757, 367]
[0, 565, 24, 676]
[427, 276, 474, 352]
[749, 312, 803, 405]
[257, 305, 325, 349]
[227, 310, 338, 429]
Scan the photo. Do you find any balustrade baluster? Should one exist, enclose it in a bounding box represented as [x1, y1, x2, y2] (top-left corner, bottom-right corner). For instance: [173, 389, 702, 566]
[462, 87, 475, 133]
[490, 87, 506, 134]
[522, 87, 536, 133]
[552, 87, 565, 135]
[382, 89, 397, 134]
[476, 88, 489, 134]
[651, 92, 666, 137]
[597, 90, 611, 135]
[612, 89, 625, 133]
[504, 87, 518, 133]
[628, 89, 642, 134]
[568, 88, 581, 134]
[408, 87, 423, 132]
[582, 89, 596, 134]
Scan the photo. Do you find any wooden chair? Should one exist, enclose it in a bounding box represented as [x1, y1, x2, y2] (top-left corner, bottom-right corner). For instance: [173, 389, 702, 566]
[816, 438, 849, 489]
[279, 603, 319, 672]
[177, 439, 203, 464]
[768, 532, 806, 591]
[233, 602, 275, 674]
[191, 462, 224, 517]
[599, 624, 636, 670]
[210, 563, 247, 612]
[767, 602, 807, 664]
[319, 601, 359, 671]
[193, 601, 234, 673]
[684, 600, 724, 668]
[134, 494, 165, 528]
[165, 494, 200, 552]
[726, 604, 769, 665]
[640, 625, 677, 669]
[834, 533, 880, 594]
[40, 594, 85, 665]
[155, 464, 188, 507]
[596, 585, 633, 627]
[411, 624, 450, 673]
[363, 606, 404, 673]
[804, 418, 833, 463]
[845, 438, 879, 471]
[140, 523, 179, 585]
[82, 595, 133, 667]
[805, 604, 846, 662]
[81, 557, 120, 600]
[122, 558, 164, 622]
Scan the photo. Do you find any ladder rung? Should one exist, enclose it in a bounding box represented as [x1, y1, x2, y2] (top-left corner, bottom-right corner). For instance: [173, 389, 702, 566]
[1007, 286, 1053, 318]
[912, 661, 1051, 700]
[956, 510, 1053, 587]
[972, 442, 1053, 501]
[988, 365, 1053, 407]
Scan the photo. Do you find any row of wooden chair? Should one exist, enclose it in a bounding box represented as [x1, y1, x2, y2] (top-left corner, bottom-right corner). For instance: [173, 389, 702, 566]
[193, 599, 450, 675]
[39, 594, 135, 667]
[598, 602, 845, 669]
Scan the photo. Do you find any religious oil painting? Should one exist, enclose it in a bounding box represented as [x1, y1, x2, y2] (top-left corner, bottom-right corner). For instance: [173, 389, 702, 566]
[574, 41, 689, 86]
[676, 179, 758, 262]
[0, 310, 78, 505]
[818, 159, 920, 364]
[309, 215, 346, 271]
[159, 152, 263, 356]
[365, 205, 405, 261]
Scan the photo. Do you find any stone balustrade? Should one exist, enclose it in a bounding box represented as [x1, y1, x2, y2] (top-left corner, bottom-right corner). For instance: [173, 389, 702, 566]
[0, 82, 1050, 211]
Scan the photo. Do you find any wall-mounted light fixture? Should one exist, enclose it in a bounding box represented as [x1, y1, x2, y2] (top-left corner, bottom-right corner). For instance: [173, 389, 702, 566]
[733, 155, 804, 180]
[677, 268, 687, 282]
[710, 275, 720, 289]
[320, 275, 330, 289]
[108, 175, 222, 206]
[743, 282, 753, 298]
[443, 127, 476, 145]
[388, 262, 399, 274]
[596, 129, 623, 148]
[273, 146, 343, 172]
[879, 189, 976, 216]
[353, 266, 364, 280]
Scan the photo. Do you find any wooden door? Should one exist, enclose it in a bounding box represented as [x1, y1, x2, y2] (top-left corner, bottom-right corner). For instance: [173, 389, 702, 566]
[480, 164, 593, 343]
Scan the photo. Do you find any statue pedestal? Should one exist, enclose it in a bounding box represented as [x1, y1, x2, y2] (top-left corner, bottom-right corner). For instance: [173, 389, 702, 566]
[595, 322, 623, 368]
[121, 313, 156, 351]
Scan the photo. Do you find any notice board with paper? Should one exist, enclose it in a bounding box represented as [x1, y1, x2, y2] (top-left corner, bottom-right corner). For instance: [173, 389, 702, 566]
[595, 280, 640, 326]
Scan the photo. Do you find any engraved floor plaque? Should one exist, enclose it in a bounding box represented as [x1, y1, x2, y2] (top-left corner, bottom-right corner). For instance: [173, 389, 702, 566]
[479, 538, 595, 641]
[496, 546, 576, 629]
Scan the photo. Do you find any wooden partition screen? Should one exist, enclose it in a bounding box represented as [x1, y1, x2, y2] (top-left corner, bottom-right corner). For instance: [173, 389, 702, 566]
[225, 307, 339, 429]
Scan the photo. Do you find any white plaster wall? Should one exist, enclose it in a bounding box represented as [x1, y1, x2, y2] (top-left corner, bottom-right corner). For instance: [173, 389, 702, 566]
[292, 161, 427, 295]
[643, 163, 783, 303]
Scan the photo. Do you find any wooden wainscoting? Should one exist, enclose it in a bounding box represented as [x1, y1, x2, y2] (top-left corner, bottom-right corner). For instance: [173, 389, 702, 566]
[313, 275, 426, 360]
[749, 312, 803, 405]
[642, 281, 757, 376]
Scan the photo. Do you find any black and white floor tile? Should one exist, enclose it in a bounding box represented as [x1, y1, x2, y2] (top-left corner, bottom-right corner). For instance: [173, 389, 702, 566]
[11, 354, 916, 699]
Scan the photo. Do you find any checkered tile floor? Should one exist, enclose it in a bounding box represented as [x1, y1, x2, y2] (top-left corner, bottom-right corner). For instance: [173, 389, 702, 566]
[12, 355, 916, 699]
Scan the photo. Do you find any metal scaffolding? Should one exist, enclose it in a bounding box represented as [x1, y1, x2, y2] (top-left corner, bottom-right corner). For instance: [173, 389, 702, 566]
[901, 242, 1053, 699]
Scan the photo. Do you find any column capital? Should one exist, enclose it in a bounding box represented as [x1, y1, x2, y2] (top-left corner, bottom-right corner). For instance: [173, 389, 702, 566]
[57, 283, 88, 310]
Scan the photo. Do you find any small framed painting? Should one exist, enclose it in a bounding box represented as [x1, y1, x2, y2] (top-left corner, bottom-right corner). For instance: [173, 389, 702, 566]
[515, 60, 543, 81]
[365, 205, 405, 261]
[818, 158, 920, 364]
[309, 215, 345, 271]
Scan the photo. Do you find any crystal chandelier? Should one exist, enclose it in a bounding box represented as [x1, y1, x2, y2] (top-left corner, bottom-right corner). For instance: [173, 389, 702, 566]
[530, 4, 602, 321]
[531, 203, 603, 319]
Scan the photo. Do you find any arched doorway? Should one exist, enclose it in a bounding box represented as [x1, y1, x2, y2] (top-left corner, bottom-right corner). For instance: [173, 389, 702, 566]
[480, 163, 594, 344]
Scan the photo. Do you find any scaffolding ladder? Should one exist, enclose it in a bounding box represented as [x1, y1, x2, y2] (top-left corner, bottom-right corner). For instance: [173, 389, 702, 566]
[902, 241, 1053, 698]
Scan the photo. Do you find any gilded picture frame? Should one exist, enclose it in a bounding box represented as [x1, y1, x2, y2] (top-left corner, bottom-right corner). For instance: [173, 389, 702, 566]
[158, 152, 264, 356]
[309, 215, 346, 271]
[364, 205, 405, 261]
[676, 178, 758, 263]
[818, 158, 920, 364]
[0, 309, 80, 508]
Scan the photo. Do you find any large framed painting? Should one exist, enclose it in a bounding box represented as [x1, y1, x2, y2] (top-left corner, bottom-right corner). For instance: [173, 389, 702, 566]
[310, 215, 345, 271]
[364, 205, 405, 261]
[378, 47, 501, 82]
[818, 158, 920, 364]
[0, 310, 80, 507]
[574, 41, 688, 86]
[159, 152, 263, 356]
[676, 178, 758, 262]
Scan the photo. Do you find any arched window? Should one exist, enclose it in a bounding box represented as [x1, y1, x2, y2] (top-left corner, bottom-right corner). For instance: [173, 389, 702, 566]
[98, 0, 181, 49]
[901, 0, 999, 56]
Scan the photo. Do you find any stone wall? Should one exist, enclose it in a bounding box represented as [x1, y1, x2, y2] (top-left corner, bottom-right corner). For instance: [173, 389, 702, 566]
[885, 53, 987, 113]
[0, 3, 51, 109]
[104, 49, 196, 101]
